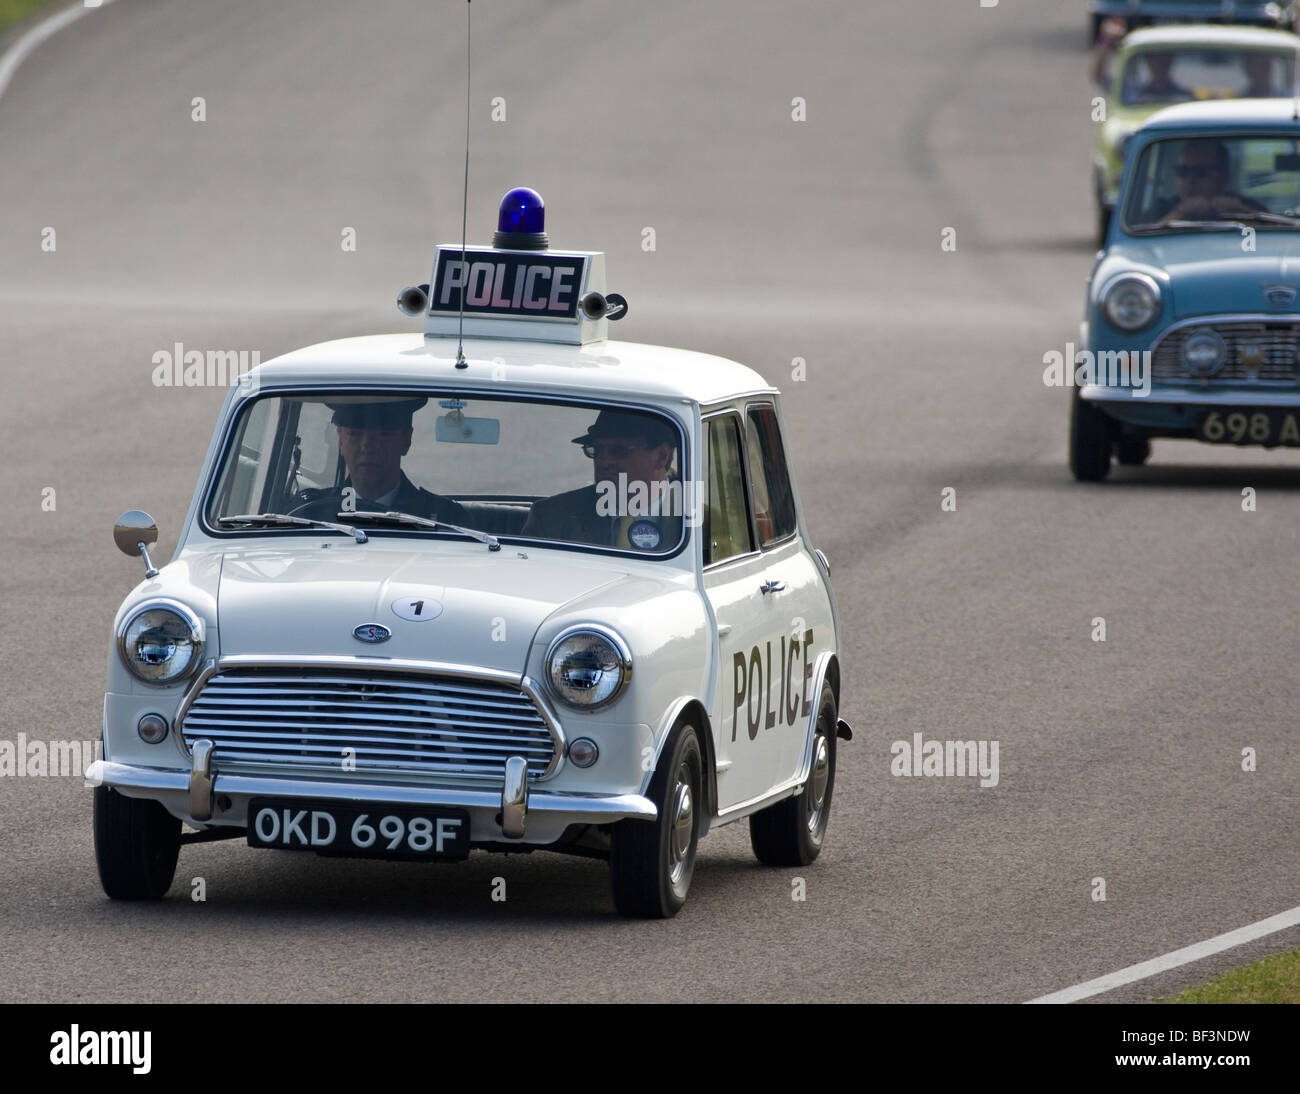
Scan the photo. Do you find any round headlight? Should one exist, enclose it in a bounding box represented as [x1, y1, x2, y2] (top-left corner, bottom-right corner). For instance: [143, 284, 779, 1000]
[1182, 329, 1226, 376]
[1103, 275, 1160, 331]
[545, 628, 631, 711]
[118, 602, 204, 684]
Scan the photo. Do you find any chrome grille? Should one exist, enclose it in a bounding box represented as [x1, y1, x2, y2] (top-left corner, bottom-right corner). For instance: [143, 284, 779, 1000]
[180, 667, 556, 780]
[1152, 321, 1300, 384]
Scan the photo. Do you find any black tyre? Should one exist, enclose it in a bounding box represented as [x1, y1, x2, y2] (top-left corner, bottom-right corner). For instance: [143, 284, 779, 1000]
[1069, 386, 1112, 481]
[1096, 203, 1112, 248]
[610, 721, 702, 918]
[1115, 434, 1150, 466]
[749, 681, 836, 867]
[94, 785, 181, 900]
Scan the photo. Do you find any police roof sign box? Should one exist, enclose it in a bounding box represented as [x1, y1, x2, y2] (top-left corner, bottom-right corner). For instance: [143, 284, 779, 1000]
[425, 246, 606, 344]
[416, 186, 611, 345]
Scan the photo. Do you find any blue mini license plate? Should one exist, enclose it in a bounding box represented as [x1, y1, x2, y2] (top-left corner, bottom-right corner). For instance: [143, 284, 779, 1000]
[247, 798, 471, 860]
[1197, 409, 1300, 446]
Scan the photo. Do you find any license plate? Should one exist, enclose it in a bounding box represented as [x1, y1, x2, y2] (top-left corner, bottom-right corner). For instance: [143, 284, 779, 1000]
[247, 798, 471, 860]
[1198, 409, 1300, 447]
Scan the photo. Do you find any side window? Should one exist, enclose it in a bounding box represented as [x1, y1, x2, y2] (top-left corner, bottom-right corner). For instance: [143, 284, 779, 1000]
[704, 415, 754, 566]
[209, 398, 274, 517]
[744, 404, 797, 546]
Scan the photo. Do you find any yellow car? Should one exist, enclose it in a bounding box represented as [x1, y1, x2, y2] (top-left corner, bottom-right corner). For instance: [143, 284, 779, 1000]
[1093, 24, 1300, 244]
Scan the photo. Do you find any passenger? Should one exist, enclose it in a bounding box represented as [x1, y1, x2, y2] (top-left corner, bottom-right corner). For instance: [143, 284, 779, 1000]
[522, 409, 681, 549]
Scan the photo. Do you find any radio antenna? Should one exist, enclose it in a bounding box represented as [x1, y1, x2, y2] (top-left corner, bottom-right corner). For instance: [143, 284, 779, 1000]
[455, 0, 472, 369]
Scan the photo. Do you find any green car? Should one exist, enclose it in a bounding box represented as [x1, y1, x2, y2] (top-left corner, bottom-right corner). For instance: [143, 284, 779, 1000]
[1093, 24, 1300, 245]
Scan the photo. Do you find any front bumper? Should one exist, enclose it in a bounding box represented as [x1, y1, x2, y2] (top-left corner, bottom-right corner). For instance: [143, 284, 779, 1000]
[1081, 383, 1300, 431]
[1082, 384, 1300, 407]
[87, 759, 657, 846]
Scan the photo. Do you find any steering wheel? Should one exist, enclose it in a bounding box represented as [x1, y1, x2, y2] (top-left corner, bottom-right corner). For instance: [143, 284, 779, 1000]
[286, 491, 349, 520]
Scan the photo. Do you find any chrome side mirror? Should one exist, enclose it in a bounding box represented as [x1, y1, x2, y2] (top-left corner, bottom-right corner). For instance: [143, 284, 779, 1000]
[114, 510, 160, 578]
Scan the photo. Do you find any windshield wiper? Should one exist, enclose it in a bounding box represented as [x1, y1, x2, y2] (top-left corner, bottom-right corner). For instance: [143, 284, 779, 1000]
[1222, 210, 1300, 226]
[1131, 212, 1300, 233]
[345, 510, 501, 551]
[219, 513, 367, 543]
[1130, 219, 1252, 232]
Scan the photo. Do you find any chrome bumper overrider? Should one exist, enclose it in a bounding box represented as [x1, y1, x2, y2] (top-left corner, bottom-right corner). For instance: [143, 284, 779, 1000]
[87, 757, 657, 842]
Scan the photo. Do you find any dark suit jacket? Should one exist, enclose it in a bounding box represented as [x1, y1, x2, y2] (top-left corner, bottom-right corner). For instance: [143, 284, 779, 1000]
[303, 472, 471, 525]
[520, 484, 609, 543]
[386, 472, 473, 526]
[521, 483, 682, 549]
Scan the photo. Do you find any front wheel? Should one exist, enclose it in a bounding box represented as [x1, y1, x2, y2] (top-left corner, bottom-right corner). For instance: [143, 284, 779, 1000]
[749, 681, 837, 866]
[1115, 434, 1150, 466]
[1070, 387, 1113, 481]
[94, 785, 181, 900]
[610, 721, 702, 918]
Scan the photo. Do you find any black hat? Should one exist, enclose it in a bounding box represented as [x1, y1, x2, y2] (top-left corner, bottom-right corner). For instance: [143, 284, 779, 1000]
[328, 397, 428, 430]
[572, 409, 676, 449]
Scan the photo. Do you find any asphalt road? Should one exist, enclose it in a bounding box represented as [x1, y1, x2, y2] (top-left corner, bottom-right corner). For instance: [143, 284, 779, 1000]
[1, 0, 1298, 1004]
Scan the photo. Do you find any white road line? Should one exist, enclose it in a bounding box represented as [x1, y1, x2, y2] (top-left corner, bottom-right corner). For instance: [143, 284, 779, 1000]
[1025, 904, 1300, 1004]
[0, 0, 118, 103]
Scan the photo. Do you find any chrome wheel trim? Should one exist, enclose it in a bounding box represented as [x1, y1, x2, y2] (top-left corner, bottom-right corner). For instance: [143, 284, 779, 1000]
[807, 732, 830, 838]
[667, 763, 695, 887]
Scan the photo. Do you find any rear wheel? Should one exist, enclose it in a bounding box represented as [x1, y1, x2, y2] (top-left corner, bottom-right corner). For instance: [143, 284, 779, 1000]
[749, 681, 837, 867]
[1070, 387, 1113, 481]
[610, 721, 702, 918]
[94, 785, 181, 900]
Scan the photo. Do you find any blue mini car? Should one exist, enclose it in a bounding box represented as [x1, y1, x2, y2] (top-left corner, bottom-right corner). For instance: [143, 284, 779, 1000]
[1089, 1, 1298, 43]
[1071, 99, 1300, 480]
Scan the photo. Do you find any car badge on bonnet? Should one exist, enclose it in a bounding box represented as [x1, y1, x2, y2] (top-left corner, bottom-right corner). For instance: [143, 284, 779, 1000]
[353, 623, 392, 644]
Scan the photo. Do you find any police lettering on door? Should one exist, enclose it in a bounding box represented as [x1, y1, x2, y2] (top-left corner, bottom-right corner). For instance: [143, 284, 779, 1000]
[432, 249, 583, 318]
[732, 629, 815, 741]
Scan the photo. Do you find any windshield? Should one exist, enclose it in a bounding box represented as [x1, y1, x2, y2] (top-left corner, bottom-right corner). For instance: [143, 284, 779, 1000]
[1119, 48, 1297, 107]
[205, 392, 692, 555]
[1122, 134, 1300, 231]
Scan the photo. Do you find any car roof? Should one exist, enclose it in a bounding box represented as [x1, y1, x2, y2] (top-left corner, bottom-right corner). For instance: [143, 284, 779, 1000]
[248, 334, 779, 407]
[1139, 97, 1300, 132]
[1119, 25, 1300, 51]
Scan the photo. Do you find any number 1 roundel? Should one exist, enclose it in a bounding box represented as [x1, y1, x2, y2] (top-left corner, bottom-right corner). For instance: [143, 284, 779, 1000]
[391, 597, 444, 622]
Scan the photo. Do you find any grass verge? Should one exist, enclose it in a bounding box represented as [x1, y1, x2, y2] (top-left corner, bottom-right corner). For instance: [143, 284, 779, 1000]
[0, 0, 66, 39]
[1169, 949, 1300, 1003]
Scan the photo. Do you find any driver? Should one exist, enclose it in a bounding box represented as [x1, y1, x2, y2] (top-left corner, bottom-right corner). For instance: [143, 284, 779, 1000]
[296, 397, 471, 524]
[1132, 52, 1192, 104]
[1158, 139, 1264, 223]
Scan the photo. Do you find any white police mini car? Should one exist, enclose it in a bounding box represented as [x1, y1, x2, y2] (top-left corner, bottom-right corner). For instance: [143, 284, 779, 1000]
[92, 189, 852, 917]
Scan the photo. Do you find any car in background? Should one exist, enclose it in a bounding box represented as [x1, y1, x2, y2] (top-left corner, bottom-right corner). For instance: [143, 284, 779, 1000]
[1072, 99, 1300, 480]
[1089, 2, 1298, 44]
[1092, 25, 1300, 244]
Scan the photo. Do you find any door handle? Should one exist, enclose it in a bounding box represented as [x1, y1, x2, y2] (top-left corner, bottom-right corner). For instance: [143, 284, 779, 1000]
[759, 580, 786, 595]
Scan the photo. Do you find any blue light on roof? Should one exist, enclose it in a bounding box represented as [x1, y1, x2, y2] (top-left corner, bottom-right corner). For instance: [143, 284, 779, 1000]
[498, 188, 545, 234]
[493, 188, 549, 250]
